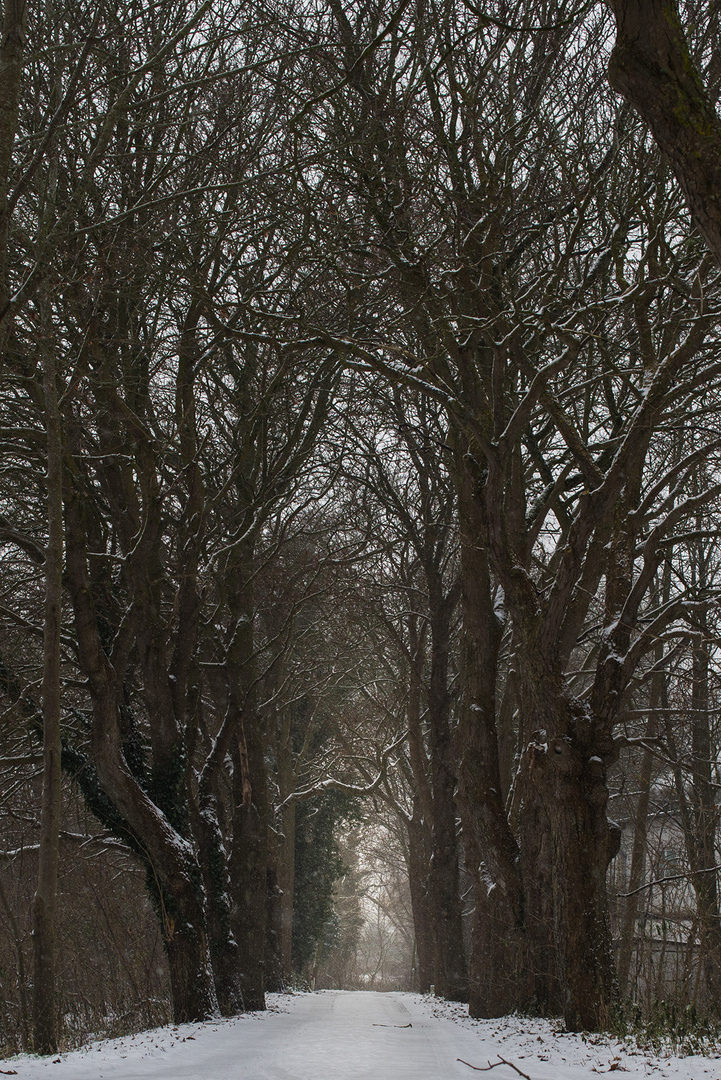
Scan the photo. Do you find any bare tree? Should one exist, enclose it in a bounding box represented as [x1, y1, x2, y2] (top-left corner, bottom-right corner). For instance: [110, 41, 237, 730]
[294, 0, 721, 1029]
[31, 286, 64, 1053]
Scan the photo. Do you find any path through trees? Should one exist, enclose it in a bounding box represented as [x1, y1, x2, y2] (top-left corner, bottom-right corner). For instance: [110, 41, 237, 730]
[2, 0, 721, 1051]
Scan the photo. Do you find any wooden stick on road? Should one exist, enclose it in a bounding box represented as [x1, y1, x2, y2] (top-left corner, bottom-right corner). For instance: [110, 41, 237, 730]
[458, 1056, 532, 1080]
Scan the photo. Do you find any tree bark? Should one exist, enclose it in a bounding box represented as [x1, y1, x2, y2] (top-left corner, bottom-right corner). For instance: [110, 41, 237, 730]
[406, 806, 434, 994]
[426, 582, 467, 1002]
[688, 637, 721, 1005]
[191, 784, 245, 1016]
[517, 679, 620, 1029]
[608, 0, 721, 267]
[616, 713, 656, 995]
[229, 727, 269, 1010]
[268, 702, 297, 986]
[64, 490, 218, 1024]
[225, 542, 268, 1012]
[32, 294, 63, 1055]
[454, 460, 529, 1018]
[0, 0, 26, 323]
[276, 798, 296, 982]
[405, 627, 435, 994]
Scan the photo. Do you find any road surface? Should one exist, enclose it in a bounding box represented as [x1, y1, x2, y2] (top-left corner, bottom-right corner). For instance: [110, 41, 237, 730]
[0, 990, 714, 1079]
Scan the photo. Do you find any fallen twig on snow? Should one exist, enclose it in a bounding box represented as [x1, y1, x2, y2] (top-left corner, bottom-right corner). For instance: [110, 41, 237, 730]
[458, 1056, 532, 1080]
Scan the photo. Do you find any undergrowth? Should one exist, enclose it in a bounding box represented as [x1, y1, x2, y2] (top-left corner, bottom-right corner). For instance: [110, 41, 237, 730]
[623, 999, 721, 1055]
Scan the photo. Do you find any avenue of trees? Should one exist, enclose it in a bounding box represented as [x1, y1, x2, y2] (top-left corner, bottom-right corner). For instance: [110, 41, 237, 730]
[2, 0, 721, 1053]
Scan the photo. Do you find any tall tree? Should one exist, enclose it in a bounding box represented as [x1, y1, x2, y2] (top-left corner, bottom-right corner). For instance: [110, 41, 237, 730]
[297, 0, 721, 1027]
[32, 286, 64, 1054]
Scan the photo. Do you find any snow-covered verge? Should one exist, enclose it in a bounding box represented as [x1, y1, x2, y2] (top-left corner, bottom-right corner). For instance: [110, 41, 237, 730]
[0, 991, 719, 1079]
[424, 995, 721, 1079]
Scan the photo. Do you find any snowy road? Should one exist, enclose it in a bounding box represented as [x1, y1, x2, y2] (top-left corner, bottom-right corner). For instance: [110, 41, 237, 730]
[2, 991, 720, 1079]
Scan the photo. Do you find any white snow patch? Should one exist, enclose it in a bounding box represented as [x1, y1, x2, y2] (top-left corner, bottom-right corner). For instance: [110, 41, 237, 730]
[1, 991, 719, 1079]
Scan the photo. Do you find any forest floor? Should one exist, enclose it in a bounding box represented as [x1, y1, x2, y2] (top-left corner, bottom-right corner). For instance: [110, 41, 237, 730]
[1, 990, 720, 1079]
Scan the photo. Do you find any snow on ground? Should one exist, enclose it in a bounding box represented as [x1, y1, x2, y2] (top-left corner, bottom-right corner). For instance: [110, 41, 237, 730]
[1, 991, 720, 1080]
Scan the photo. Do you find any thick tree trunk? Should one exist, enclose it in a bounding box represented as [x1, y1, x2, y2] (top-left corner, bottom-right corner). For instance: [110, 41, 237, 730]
[269, 705, 297, 986]
[455, 463, 528, 1018]
[0, 873, 29, 1047]
[229, 726, 268, 1011]
[608, 0, 721, 268]
[405, 634, 435, 994]
[276, 799, 296, 982]
[518, 687, 620, 1030]
[162, 898, 217, 1024]
[32, 309, 63, 1054]
[93, 717, 219, 1023]
[688, 640, 721, 1005]
[191, 790, 244, 1016]
[467, 884, 527, 1019]
[64, 494, 218, 1023]
[427, 752, 467, 1001]
[404, 601, 465, 999]
[0, 0, 26, 324]
[225, 548, 268, 1011]
[454, 437, 623, 1028]
[425, 580, 467, 1002]
[407, 807, 434, 993]
[265, 851, 283, 993]
[88, 685, 219, 1024]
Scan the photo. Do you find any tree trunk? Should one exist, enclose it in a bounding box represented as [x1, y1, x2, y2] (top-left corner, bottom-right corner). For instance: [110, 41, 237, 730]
[276, 798, 296, 982]
[688, 638, 721, 1005]
[191, 788, 244, 1016]
[616, 717, 655, 996]
[228, 722, 269, 1011]
[0, 873, 29, 1048]
[269, 703, 297, 986]
[225, 545, 268, 1011]
[608, 0, 721, 268]
[32, 294, 63, 1055]
[405, 629, 436, 994]
[455, 459, 528, 1018]
[265, 847, 283, 993]
[518, 687, 620, 1030]
[427, 720, 467, 998]
[424, 576, 466, 1001]
[617, 618, 665, 999]
[64, 492, 218, 1023]
[0, 0, 26, 325]
[162, 898, 217, 1024]
[407, 807, 434, 993]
